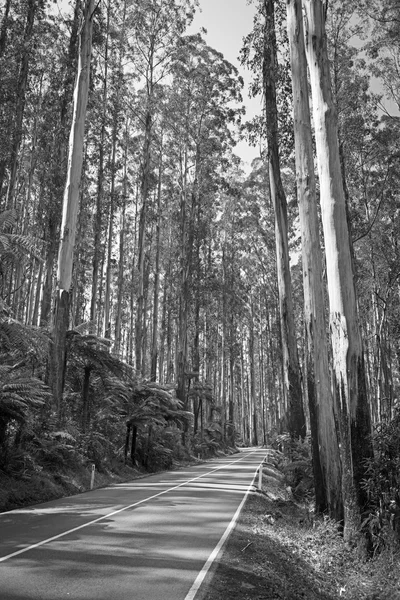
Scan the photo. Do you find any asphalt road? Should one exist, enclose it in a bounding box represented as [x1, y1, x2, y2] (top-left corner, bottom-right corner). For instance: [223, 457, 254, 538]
[0, 448, 267, 600]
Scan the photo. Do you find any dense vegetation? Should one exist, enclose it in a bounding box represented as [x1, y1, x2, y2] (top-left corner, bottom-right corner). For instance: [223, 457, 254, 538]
[1, 0, 400, 554]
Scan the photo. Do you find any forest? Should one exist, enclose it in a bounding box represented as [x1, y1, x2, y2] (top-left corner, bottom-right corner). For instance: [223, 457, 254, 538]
[1, 0, 400, 562]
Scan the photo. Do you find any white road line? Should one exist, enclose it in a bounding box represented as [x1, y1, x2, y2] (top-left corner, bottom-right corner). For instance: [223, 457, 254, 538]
[184, 462, 260, 600]
[0, 451, 257, 564]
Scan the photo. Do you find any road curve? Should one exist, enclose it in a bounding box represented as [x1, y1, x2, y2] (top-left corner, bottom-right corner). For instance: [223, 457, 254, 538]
[0, 448, 266, 600]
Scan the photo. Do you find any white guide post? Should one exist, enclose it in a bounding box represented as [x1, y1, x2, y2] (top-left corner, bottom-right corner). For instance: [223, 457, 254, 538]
[90, 464, 95, 490]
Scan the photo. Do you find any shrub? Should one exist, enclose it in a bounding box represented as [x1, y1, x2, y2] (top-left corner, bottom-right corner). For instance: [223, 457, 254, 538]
[361, 410, 400, 554]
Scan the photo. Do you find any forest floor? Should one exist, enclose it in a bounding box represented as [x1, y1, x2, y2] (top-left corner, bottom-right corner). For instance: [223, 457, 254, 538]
[202, 471, 400, 600]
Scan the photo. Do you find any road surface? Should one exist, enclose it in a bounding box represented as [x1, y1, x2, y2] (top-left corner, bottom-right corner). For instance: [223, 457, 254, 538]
[0, 448, 266, 600]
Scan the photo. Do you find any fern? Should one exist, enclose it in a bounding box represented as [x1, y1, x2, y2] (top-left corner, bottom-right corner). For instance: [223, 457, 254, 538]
[0, 366, 50, 444]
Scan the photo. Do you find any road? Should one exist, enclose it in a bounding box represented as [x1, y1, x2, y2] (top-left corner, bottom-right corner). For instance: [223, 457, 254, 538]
[0, 448, 266, 600]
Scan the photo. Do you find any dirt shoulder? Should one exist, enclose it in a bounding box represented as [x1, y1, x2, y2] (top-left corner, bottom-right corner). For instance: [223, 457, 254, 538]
[201, 475, 400, 600]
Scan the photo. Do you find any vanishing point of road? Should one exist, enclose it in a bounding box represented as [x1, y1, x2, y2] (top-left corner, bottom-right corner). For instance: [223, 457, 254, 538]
[0, 448, 267, 600]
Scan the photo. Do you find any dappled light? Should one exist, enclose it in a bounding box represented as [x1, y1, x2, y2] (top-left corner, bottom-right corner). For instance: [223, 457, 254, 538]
[0, 450, 265, 599]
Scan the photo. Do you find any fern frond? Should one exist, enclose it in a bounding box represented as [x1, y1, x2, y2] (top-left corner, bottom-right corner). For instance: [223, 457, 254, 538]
[50, 431, 77, 443]
[0, 209, 17, 232]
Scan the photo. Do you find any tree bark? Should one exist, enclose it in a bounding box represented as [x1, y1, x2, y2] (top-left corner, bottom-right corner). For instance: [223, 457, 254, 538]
[114, 126, 128, 356]
[263, 0, 305, 439]
[150, 147, 163, 381]
[51, 0, 94, 420]
[39, 0, 80, 328]
[82, 365, 91, 432]
[136, 107, 152, 373]
[90, 0, 110, 333]
[303, 0, 373, 540]
[286, 0, 342, 520]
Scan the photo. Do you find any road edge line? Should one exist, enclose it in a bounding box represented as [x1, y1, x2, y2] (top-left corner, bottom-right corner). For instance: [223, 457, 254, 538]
[183, 461, 261, 600]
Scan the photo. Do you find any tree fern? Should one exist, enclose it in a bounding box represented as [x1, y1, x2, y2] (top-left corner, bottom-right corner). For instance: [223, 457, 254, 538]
[0, 209, 43, 276]
[0, 366, 50, 447]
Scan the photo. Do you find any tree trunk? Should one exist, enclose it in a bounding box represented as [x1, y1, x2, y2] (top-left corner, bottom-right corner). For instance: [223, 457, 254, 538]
[263, 0, 305, 439]
[303, 0, 373, 540]
[51, 0, 94, 420]
[249, 304, 258, 446]
[114, 130, 128, 356]
[40, 0, 80, 328]
[32, 259, 43, 326]
[82, 365, 91, 432]
[150, 148, 163, 381]
[0, 0, 12, 57]
[286, 0, 342, 519]
[103, 121, 118, 340]
[6, 0, 37, 209]
[90, 0, 110, 333]
[136, 107, 152, 373]
[158, 254, 170, 383]
[177, 142, 197, 411]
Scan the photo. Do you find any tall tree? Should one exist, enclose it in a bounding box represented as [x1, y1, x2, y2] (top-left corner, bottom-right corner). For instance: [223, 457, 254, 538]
[286, 0, 342, 518]
[5, 0, 40, 210]
[132, 0, 196, 374]
[51, 0, 95, 420]
[263, 0, 305, 439]
[303, 0, 373, 540]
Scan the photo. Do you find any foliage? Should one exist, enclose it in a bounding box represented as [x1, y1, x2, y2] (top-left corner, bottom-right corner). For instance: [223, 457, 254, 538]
[273, 433, 314, 500]
[361, 410, 400, 554]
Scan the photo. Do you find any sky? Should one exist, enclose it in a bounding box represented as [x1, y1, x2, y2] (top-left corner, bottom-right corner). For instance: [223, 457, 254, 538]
[189, 1, 400, 167]
[189, 0, 262, 169]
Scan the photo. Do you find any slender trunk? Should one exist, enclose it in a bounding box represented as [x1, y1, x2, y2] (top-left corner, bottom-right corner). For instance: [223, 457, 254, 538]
[130, 424, 137, 464]
[90, 0, 110, 331]
[114, 132, 128, 356]
[158, 277, 168, 383]
[249, 302, 258, 446]
[165, 287, 173, 383]
[32, 259, 43, 326]
[124, 422, 131, 463]
[6, 0, 37, 209]
[103, 118, 118, 339]
[128, 184, 139, 365]
[303, 0, 373, 540]
[141, 256, 150, 375]
[177, 142, 196, 410]
[136, 108, 152, 373]
[263, 0, 305, 439]
[0, 0, 12, 57]
[40, 224, 57, 327]
[82, 366, 91, 432]
[150, 148, 163, 381]
[258, 297, 267, 445]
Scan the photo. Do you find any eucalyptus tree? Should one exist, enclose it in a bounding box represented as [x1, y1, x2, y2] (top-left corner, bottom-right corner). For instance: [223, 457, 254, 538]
[303, 0, 373, 541]
[322, 1, 399, 425]
[51, 0, 95, 420]
[127, 0, 197, 374]
[165, 34, 244, 414]
[262, 0, 305, 440]
[286, 0, 342, 518]
[39, 0, 81, 327]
